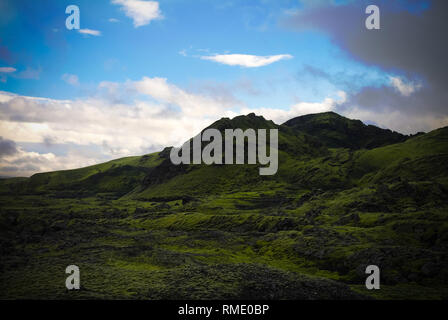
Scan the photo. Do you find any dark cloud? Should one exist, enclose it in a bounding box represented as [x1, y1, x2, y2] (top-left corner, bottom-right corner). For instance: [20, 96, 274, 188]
[340, 81, 440, 115]
[286, 0, 447, 80]
[43, 136, 56, 147]
[0, 137, 18, 156]
[285, 0, 448, 130]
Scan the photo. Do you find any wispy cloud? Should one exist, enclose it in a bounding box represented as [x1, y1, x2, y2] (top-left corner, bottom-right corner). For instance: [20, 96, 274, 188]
[1, 66, 42, 82]
[389, 76, 421, 97]
[112, 0, 163, 28]
[201, 54, 293, 68]
[78, 29, 102, 36]
[0, 67, 16, 73]
[15, 66, 41, 80]
[108, 18, 120, 23]
[62, 74, 80, 86]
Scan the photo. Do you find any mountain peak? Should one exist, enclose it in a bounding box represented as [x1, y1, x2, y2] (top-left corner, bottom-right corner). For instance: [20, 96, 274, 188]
[283, 111, 352, 125]
[283, 112, 407, 150]
[207, 113, 277, 131]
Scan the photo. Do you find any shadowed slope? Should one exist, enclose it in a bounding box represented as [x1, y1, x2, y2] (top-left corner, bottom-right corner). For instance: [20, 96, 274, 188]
[283, 112, 408, 149]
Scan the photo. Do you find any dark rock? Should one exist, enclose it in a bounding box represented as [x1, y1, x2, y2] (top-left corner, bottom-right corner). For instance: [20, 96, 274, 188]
[421, 262, 439, 276]
[335, 213, 360, 225]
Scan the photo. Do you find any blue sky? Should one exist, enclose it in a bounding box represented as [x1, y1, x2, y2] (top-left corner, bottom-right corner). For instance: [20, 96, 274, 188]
[1, 0, 446, 176]
[1, 0, 387, 104]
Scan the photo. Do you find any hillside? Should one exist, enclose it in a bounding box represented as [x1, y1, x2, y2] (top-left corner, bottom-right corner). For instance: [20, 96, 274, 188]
[283, 112, 408, 149]
[1, 112, 448, 299]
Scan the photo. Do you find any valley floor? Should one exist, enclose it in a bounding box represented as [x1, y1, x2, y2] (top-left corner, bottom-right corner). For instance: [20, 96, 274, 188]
[1, 190, 447, 299]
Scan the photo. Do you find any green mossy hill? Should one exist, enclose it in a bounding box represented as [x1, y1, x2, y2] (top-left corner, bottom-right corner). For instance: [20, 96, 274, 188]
[1, 112, 448, 299]
[0, 152, 162, 198]
[207, 113, 278, 131]
[283, 111, 408, 149]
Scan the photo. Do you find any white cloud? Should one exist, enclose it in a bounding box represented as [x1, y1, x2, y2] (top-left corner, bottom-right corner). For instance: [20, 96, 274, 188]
[108, 18, 120, 23]
[0, 67, 16, 73]
[0, 147, 100, 177]
[62, 74, 80, 86]
[112, 0, 163, 28]
[133, 77, 235, 117]
[78, 29, 102, 36]
[201, 54, 293, 68]
[389, 76, 422, 97]
[0, 77, 238, 176]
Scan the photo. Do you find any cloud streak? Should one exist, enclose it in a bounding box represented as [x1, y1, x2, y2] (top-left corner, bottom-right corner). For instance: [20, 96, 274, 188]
[78, 29, 102, 36]
[201, 54, 293, 68]
[0, 67, 16, 73]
